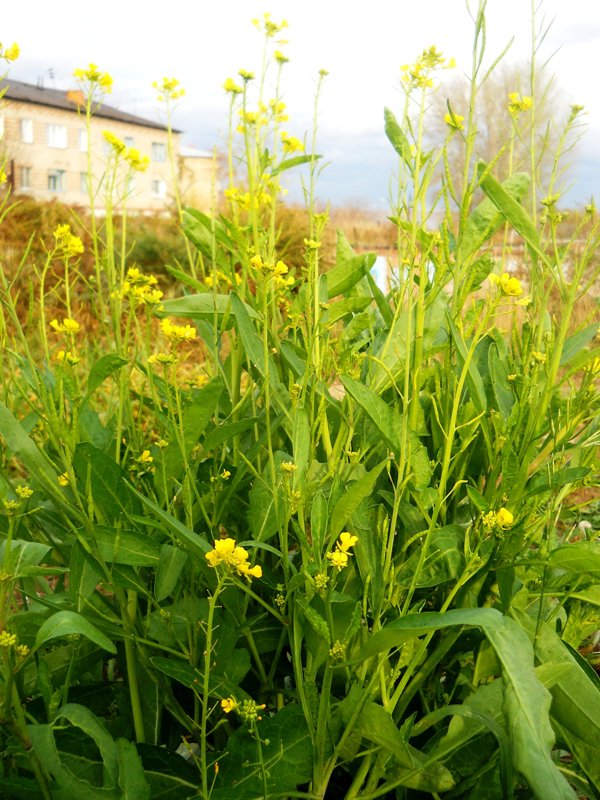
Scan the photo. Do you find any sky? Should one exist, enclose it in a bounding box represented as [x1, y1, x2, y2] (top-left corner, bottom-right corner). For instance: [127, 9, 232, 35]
[5, 0, 600, 209]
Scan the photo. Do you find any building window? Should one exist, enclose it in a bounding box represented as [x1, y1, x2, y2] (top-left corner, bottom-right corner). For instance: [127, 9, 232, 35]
[20, 119, 33, 144]
[79, 129, 88, 152]
[48, 169, 66, 192]
[47, 124, 67, 149]
[151, 178, 167, 199]
[151, 142, 166, 162]
[124, 136, 134, 148]
[20, 166, 32, 189]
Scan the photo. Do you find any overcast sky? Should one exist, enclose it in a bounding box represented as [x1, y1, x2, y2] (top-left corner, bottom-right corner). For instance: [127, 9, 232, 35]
[5, 0, 600, 208]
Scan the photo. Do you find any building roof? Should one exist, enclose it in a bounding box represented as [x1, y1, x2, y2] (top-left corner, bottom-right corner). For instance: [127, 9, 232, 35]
[180, 144, 212, 158]
[0, 77, 179, 132]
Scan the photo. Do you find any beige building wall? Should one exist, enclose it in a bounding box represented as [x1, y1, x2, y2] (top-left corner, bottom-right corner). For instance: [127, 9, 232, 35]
[1, 98, 180, 212]
[178, 151, 216, 212]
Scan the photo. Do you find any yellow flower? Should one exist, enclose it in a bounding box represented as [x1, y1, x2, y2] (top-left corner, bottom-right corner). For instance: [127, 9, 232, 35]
[281, 461, 297, 473]
[304, 238, 321, 250]
[274, 50, 289, 65]
[125, 148, 149, 172]
[56, 350, 80, 366]
[2, 42, 20, 62]
[532, 351, 547, 364]
[326, 550, 349, 571]
[250, 254, 264, 270]
[205, 538, 261, 580]
[58, 472, 69, 487]
[148, 352, 177, 367]
[73, 63, 113, 93]
[280, 132, 304, 154]
[160, 318, 197, 343]
[16, 644, 30, 657]
[221, 697, 238, 713]
[238, 69, 255, 82]
[508, 92, 532, 115]
[337, 532, 358, 552]
[0, 631, 17, 647]
[223, 77, 243, 95]
[490, 272, 523, 297]
[53, 224, 84, 257]
[136, 450, 153, 464]
[3, 499, 21, 514]
[152, 77, 185, 101]
[444, 111, 464, 131]
[103, 130, 126, 154]
[495, 508, 514, 529]
[15, 485, 33, 500]
[50, 317, 80, 335]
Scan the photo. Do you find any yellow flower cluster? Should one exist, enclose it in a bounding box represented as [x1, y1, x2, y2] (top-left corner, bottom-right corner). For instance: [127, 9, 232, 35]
[73, 63, 113, 93]
[223, 77, 243, 95]
[205, 538, 262, 580]
[281, 132, 304, 154]
[102, 133, 149, 172]
[120, 268, 163, 307]
[326, 531, 358, 571]
[269, 99, 289, 122]
[15, 485, 33, 500]
[53, 223, 84, 257]
[148, 352, 177, 368]
[160, 318, 197, 343]
[225, 186, 272, 210]
[0, 42, 19, 62]
[221, 696, 266, 722]
[401, 47, 454, 89]
[152, 77, 185, 102]
[205, 269, 242, 290]
[0, 631, 17, 647]
[252, 12, 288, 38]
[483, 508, 514, 530]
[56, 350, 80, 366]
[50, 317, 80, 335]
[444, 111, 464, 132]
[508, 93, 532, 115]
[489, 272, 523, 297]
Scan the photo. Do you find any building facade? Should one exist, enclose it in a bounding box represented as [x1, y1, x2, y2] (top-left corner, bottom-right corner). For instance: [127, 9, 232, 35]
[0, 78, 213, 213]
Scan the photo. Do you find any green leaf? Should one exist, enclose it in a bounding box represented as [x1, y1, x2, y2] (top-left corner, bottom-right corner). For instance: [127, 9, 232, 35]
[560, 323, 600, 366]
[34, 611, 117, 654]
[128, 487, 211, 557]
[445, 312, 488, 414]
[329, 460, 387, 538]
[0, 403, 60, 494]
[352, 700, 414, 767]
[86, 354, 129, 398]
[397, 526, 465, 587]
[73, 443, 137, 523]
[323, 295, 372, 325]
[357, 608, 575, 800]
[384, 107, 412, 169]
[270, 153, 322, 177]
[342, 374, 400, 451]
[488, 342, 515, 417]
[292, 407, 310, 489]
[460, 172, 529, 260]
[136, 743, 200, 800]
[154, 544, 188, 601]
[548, 542, 600, 577]
[157, 292, 260, 323]
[201, 417, 257, 453]
[326, 230, 376, 297]
[93, 526, 161, 566]
[116, 739, 150, 800]
[477, 162, 544, 264]
[0, 540, 52, 578]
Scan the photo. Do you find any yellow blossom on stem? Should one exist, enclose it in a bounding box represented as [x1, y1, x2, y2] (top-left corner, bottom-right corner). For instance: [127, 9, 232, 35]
[0, 631, 17, 647]
[490, 272, 523, 297]
[495, 508, 514, 529]
[15, 485, 33, 500]
[508, 92, 532, 115]
[56, 350, 80, 366]
[444, 111, 464, 131]
[205, 538, 262, 581]
[281, 132, 304, 154]
[125, 148, 150, 172]
[223, 77, 243, 95]
[338, 532, 358, 552]
[1, 42, 20, 62]
[73, 63, 113, 93]
[50, 317, 80, 335]
[152, 77, 185, 102]
[221, 697, 238, 713]
[58, 472, 69, 487]
[160, 318, 197, 343]
[136, 450, 153, 465]
[326, 550, 349, 570]
[103, 130, 126, 154]
[53, 224, 84, 257]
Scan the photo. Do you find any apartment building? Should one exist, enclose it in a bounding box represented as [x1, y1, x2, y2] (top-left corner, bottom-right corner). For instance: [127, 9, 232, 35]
[0, 78, 213, 212]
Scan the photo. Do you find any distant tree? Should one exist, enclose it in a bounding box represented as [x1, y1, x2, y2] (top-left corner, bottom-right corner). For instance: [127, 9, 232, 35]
[428, 60, 582, 210]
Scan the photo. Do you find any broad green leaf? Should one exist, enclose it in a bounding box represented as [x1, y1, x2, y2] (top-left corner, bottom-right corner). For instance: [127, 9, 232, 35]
[477, 161, 544, 264]
[445, 312, 488, 414]
[128, 487, 211, 557]
[150, 656, 245, 699]
[136, 743, 200, 800]
[292, 407, 310, 489]
[0, 403, 60, 493]
[326, 230, 376, 297]
[270, 153, 322, 177]
[160, 379, 224, 481]
[460, 172, 529, 260]
[356, 608, 575, 800]
[488, 342, 515, 417]
[157, 292, 260, 323]
[85, 354, 129, 398]
[467, 485, 489, 512]
[351, 700, 414, 767]
[329, 460, 387, 538]
[154, 544, 188, 601]
[116, 739, 150, 800]
[0, 540, 51, 578]
[548, 542, 600, 577]
[211, 704, 313, 798]
[93, 526, 161, 566]
[560, 323, 600, 366]
[342, 374, 400, 451]
[384, 106, 412, 168]
[322, 295, 372, 325]
[34, 611, 117, 654]
[201, 417, 257, 453]
[525, 466, 590, 497]
[396, 526, 465, 587]
[73, 442, 137, 523]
